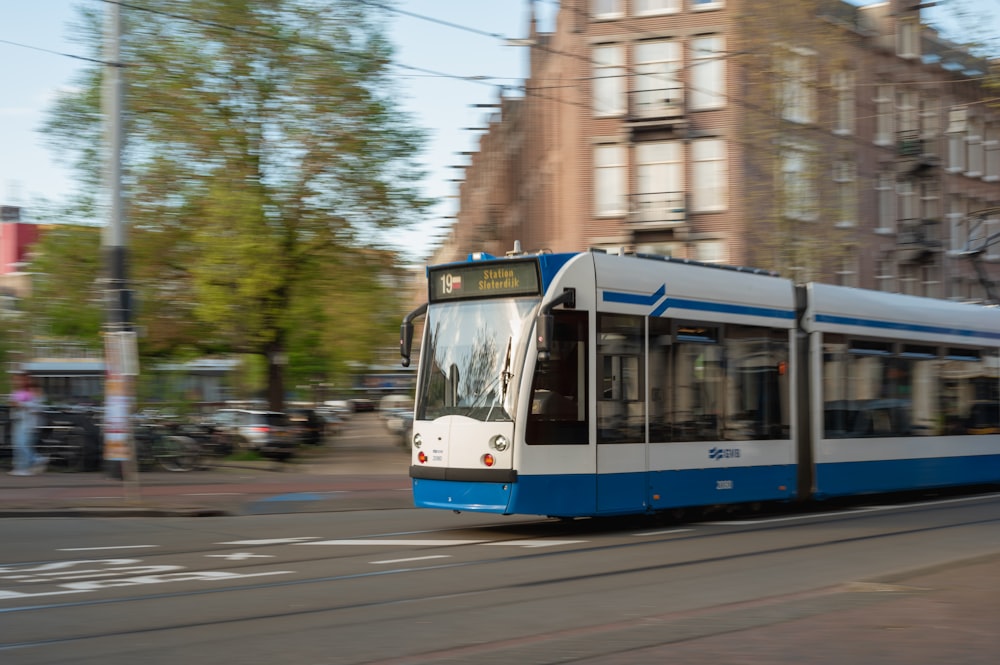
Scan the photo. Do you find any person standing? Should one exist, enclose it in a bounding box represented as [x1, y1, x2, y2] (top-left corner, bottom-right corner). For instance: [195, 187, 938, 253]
[9, 374, 46, 476]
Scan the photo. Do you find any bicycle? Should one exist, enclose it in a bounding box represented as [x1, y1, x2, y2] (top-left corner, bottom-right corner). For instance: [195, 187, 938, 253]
[35, 409, 102, 472]
[134, 418, 201, 472]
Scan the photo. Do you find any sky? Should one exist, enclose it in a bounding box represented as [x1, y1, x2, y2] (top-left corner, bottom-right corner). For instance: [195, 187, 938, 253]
[0, 0, 553, 260]
[0, 1, 995, 262]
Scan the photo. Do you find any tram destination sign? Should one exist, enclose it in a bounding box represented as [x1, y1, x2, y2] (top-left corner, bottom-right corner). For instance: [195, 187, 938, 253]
[430, 260, 541, 302]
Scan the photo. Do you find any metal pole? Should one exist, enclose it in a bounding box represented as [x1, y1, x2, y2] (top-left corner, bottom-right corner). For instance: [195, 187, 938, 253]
[101, 2, 138, 495]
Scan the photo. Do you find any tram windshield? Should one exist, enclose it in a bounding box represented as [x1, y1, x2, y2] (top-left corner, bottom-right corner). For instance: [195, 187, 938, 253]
[417, 297, 539, 422]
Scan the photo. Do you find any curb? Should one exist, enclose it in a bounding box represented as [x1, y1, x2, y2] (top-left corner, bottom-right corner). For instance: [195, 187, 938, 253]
[0, 506, 230, 518]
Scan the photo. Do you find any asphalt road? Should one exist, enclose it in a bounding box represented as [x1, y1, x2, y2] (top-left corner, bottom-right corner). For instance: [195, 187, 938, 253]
[2, 489, 999, 664]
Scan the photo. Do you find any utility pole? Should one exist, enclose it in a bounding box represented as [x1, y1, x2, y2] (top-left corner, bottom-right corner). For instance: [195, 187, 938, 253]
[101, 1, 139, 493]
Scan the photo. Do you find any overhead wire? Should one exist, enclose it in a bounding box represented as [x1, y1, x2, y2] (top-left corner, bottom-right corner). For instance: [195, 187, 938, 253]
[9, 1, 995, 199]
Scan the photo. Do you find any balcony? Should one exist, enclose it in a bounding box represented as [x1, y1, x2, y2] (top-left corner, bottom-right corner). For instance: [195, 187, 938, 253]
[896, 130, 923, 157]
[896, 129, 940, 178]
[626, 86, 686, 130]
[627, 191, 687, 229]
[897, 218, 942, 262]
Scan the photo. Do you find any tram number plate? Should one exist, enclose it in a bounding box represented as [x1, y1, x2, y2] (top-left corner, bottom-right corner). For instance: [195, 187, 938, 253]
[716, 480, 734, 490]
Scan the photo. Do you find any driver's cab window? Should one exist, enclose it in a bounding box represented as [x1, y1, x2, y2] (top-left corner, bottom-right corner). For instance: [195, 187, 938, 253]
[527, 311, 588, 444]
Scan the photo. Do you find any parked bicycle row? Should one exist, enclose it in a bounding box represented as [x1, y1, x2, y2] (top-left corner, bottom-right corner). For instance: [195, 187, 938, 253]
[1, 404, 347, 473]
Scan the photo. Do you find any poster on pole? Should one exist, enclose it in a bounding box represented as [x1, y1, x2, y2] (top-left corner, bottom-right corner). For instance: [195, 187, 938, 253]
[103, 331, 138, 462]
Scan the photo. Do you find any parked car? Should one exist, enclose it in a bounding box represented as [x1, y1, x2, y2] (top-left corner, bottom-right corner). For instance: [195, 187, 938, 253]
[287, 408, 326, 446]
[204, 408, 296, 460]
[387, 411, 414, 449]
[348, 397, 375, 413]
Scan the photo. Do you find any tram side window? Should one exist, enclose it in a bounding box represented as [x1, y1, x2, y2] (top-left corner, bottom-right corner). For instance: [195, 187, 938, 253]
[942, 348, 999, 436]
[823, 336, 936, 438]
[526, 311, 589, 444]
[597, 313, 645, 443]
[901, 345, 940, 436]
[724, 327, 790, 440]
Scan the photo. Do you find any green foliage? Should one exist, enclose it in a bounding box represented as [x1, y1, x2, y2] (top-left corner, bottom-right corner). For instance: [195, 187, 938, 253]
[23, 224, 104, 347]
[40, 0, 432, 409]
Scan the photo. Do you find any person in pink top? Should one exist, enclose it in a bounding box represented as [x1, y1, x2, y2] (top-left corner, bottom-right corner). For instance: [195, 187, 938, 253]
[8, 374, 46, 476]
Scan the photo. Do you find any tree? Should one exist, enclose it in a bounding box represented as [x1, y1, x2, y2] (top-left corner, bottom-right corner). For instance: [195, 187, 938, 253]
[732, 0, 858, 283]
[22, 224, 104, 347]
[42, 0, 430, 410]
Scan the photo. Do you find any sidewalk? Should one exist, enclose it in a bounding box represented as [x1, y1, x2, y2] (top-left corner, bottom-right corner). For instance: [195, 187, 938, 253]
[0, 430, 414, 518]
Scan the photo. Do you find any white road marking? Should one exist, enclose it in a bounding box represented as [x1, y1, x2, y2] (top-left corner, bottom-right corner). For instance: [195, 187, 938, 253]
[632, 528, 693, 537]
[205, 552, 275, 561]
[184, 492, 245, 497]
[486, 540, 585, 548]
[0, 570, 293, 601]
[58, 545, 159, 552]
[709, 494, 1000, 525]
[303, 539, 488, 546]
[370, 555, 451, 565]
[218, 537, 321, 545]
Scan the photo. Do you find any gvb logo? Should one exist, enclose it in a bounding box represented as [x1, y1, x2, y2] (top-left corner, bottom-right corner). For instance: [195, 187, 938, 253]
[709, 447, 740, 460]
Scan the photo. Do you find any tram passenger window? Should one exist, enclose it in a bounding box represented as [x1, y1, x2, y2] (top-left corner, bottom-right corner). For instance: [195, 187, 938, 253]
[942, 348, 999, 436]
[899, 347, 939, 436]
[526, 311, 588, 445]
[724, 326, 790, 440]
[823, 336, 938, 438]
[597, 313, 644, 443]
[648, 318, 673, 441]
[672, 328, 723, 442]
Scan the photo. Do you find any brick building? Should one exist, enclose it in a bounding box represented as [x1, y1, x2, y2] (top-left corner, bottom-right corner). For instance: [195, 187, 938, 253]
[434, 0, 999, 303]
[0, 205, 40, 299]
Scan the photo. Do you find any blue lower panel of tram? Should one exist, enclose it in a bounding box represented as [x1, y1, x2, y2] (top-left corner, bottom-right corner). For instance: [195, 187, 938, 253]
[413, 465, 799, 517]
[814, 454, 1000, 498]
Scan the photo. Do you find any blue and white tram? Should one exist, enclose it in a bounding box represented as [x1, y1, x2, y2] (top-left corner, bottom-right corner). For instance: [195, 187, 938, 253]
[400, 248, 1000, 518]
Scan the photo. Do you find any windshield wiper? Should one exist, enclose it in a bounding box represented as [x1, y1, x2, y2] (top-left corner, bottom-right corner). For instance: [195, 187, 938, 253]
[485, 337, 513, 422]
[500, 336, 513, 401]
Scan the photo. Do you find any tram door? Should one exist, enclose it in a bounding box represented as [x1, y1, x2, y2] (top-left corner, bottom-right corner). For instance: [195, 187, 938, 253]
[596, 314, 648, 513]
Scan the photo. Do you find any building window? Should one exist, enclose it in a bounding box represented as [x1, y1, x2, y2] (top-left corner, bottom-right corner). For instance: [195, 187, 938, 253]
[897, 89, 918, 135]
[985, 128, 999, 182]
[946, 106, 967, 173]
[874, 85, 894, 146]
[835, 249, 858, 287]
[966, 116, 984, 178]
[594, 44, 625, 116]
[781, 145, 816, 220]
[690, 36, 725, 111]
[634, 141, 684, 223]
[691, 0, 725, 10]
[876, 172, 896, 233]
[832, 70, 854, 135]
[898, 179, 917, 225]
[876, 256, 895, 292]
[833, 160, 856, 227]
[897, 17, 920, 59]
[947, 194, 966, 252]
[595, 144, 627, 216]
[635, 0, 680, 15]
[779, 49, 816, 124]
[694, 240, 726, 263]
[691, 138, 727, 212]
[592, 0, 622, 19]
[919, 96, 939, 138]
[634, 40, 682, 118]
[921, 264, 940, 298]
[920, 180, 940, 222]
[986, 216, 1000, 261]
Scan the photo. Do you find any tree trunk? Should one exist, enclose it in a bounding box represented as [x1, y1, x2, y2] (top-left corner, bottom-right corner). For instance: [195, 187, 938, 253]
[266, 346, 286, 412]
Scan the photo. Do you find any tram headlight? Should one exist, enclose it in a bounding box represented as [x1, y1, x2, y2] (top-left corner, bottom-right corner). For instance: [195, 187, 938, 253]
[489, 434, 510, 452]
[412, 433, 423, 449]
